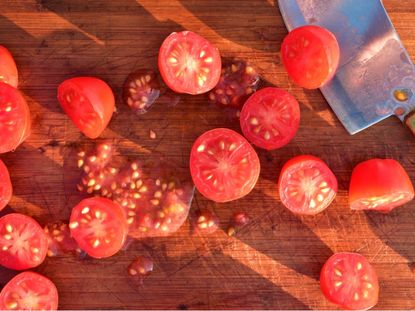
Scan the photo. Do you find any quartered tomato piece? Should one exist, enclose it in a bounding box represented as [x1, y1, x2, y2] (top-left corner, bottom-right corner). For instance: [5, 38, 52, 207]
[0, 159, 12, 211]
[320, 252, 379, 310]
[0, 46, 18, 88]
[0, 213, 48, 270]
[281, 25, 340, 89]
[240, 87, 300, 150]
[57, 77, 115, 139]
[0, 82, 31, 154]
[349, 159, 414, 212]
[158, 31, 221, 94]
[190, 128, 260, 202]
[44, 221, 81, 257]
[278, 155, 337, 215]
[0, 271, 58, 311]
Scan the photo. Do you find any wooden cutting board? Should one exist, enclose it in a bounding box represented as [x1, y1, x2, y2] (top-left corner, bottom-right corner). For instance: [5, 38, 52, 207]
[0, 0, 414, 309]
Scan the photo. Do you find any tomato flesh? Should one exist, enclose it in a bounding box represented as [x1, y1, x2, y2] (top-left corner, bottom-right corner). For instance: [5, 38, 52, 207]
[0, 271, 58, 310]
[320, 252, 379, 310]
[0, 159, 12, 211]
[0, 46, 18, 88]
[44, 221, 81, 257]
[158, 31, 221, 95]
[190, 128, 260, 202]
[278, 155, 337, 215]
[0, 213, 48, 270]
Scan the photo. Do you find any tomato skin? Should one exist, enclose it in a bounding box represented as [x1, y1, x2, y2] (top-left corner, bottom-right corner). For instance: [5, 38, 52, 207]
[0, 46, 18, 88]
[0, 159, 12, 211]
[349, 159, 414, 212]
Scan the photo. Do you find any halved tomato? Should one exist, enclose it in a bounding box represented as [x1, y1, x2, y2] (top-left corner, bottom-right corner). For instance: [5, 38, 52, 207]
[240, 87, 300, 150]
[278, 155, 337, 215]
[0, 159, 12, 211]
[158, 31, 221, 95]
[0, 271, 58, 310]
[0, 46, 18, 88]
[69, 197, 128, 258]
[190, 128, 260, 202]
[57, 77, 115, 139]
[281, 25, 340, 89]
[0, 213, 48, 270]
[320, 252, 379, 310]
[349, 159, 414, 212]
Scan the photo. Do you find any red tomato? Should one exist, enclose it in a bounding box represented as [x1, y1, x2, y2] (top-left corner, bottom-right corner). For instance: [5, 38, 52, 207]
[278, 155, 337, 215]
[0, 159, 12, 211]
[349, 159, 414, 212]
[281, 25, 340, 89]
[0, 46, 18, 88]
[0, 271, 58, 310]
[240, 87, 300, 150]
[0, 82, 31, 154]
[320, 252, 379, 310]
[57, 77, 115, 139]
[0, 213, 48, 270]
[69, 197, 128, 258]
[190, 128, 260, 202]
[158, 31, 221, 95]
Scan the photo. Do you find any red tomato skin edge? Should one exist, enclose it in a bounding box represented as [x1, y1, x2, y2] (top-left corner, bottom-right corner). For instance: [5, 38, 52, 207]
[0, 159, 12, 211]
[0, 46, 18, 88]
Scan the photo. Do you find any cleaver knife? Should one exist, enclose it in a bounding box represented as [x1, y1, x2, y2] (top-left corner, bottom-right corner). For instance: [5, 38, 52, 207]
[278, 0, 415, 135]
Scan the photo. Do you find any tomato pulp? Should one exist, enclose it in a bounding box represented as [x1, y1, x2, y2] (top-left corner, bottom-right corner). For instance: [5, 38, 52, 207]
[0, 46, 18, 88]
[0, 159, 12, 211]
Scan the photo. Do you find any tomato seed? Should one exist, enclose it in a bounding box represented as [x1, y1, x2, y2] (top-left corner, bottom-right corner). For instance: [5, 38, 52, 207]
[5, 224, 13, 233]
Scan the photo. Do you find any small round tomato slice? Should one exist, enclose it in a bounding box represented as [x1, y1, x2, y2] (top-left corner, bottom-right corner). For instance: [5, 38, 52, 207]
[349, 159, 414, 212]
[0, 213, 48, 270]
[0, 271, 58, 310]
[0, 46, 18, 88]
[240, 87, 300, 150]
[278, 155, 337, 215]
[281, 25, 340, 89]
[320, 252, 379, 310]
[158, 31, 221, 95]
[190, 128, 260, 202]
[69, 197, 128, 258]
[0, 159, 12, 211]
[57, 77, 115, 139]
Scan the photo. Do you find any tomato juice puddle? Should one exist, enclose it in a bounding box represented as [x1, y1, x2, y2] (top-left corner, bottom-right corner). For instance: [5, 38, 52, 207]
[190, 209, 220, 235]
[127, 256, 154, 286]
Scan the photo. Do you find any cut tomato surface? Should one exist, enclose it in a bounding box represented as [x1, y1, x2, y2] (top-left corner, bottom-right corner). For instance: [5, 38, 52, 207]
[281, 25, 340, 89]
[158, 31, 221, 95]
[320, 252, 379, 310]
[0, 46, 18, 88]
[190, 128, 260, 202]
[0, 159, 12, 211]
[0, 271, 58, 310]
[278, 155, 337, 215]
[349, 159, 414, 212]
[57, 77, 115, 139]
[240, 87, 300, 150]
[0, 213, 48, 270]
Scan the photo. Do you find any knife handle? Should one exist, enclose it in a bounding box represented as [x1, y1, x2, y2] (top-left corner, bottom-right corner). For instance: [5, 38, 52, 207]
[405, 111, 415, 135]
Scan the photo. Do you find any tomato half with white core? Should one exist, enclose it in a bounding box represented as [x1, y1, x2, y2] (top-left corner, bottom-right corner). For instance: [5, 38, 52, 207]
[0, 213, 48, 270]
[349, 159, 414, 212]
[0, 159, 12, 211]
[57, 77, 115, 139]
[0, 46, 18, 88]
[158, 31, 221, 95]
[0, 271, 59, 310]
[281, 25, 340, 89]
[190, 128, 260, 202]
[320, 252, 379, 310]
[69, 197, 128, 258]
[0, 82, 31, 154]
[240, 87, 300, 150]
[278, 155, 337, 215]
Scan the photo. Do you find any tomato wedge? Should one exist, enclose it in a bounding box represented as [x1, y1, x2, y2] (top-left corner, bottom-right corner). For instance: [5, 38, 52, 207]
[57, 77, 115, 139]
[158, 31, 221, 95]
[0, 271, 58, 310]
[69, 197, 128, 258]
[0, 159, 12, 211]
[320, 252, 379, 310]
[281, 25, 340, 89]
[349, 159, 414, 212]
[190, 128, 260, 202]
[0, 46, 18, 88]
[278, 155, 337, 215]
[0, 213, 48, 270]
[240, 87, 300, 150]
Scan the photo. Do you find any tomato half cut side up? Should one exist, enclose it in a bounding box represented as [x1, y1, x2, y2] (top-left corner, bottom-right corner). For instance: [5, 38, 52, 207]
[69, 197, 128, 258]
[158, 31, 221, 95]
[0, 271, 59, 311]
[0, 46, 18, 88]
[349, 158, 414, 212]
[240, 87, 300, 150]
[278, 155, 337, 215]
[281, 25, 340, 89]
[0, 159, 12, 211]
[190, 128, 260, 202]
[320, 252, 379, 310]
[57, 77, 115, 139]
[0, 213, 48, 270]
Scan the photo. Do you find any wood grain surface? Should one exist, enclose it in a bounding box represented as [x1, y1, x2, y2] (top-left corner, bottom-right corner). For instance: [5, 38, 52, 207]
[0, 0, 415, 309]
